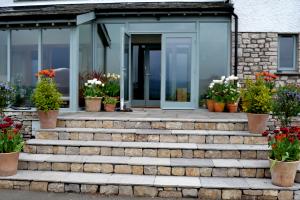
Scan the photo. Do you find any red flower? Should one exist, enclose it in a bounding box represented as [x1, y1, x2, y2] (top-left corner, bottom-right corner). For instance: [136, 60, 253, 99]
[288, 137, 295, 144]
[13, 128, 19, 135]
[273, 129, 279, 134]
[15, 123, 22, 129]
[272, 144, 277, 149]
[280, 127, 289, 134]
[8, 135, 13, 140]
[262, 131, 269, 137]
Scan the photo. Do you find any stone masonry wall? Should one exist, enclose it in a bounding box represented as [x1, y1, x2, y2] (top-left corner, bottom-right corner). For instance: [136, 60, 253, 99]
[232, 32, 300, 86]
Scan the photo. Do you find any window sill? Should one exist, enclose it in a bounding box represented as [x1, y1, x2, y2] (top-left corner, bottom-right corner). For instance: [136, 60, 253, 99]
[275, 71, 300, 76]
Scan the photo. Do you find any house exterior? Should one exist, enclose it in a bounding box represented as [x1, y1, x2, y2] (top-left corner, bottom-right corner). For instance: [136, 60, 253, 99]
[0, 0, 299, 111]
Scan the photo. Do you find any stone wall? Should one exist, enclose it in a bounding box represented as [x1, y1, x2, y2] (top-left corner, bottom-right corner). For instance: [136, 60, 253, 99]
[3, 110, 38, 140]
[233, 32, 300, 85]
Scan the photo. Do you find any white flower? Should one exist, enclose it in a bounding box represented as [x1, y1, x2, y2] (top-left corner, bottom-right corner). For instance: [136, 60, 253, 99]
[221, 76, 225, 81]
[209, 83, 214, 88]
[237, 83, 241, 88]
[84, 83, 88, 86]
[87, 80, 92, 84]
[102, 83, 105, 87]
[107, 73, 111, 78]
[117, 75, 120, 79]
[96, 80, 102, 85]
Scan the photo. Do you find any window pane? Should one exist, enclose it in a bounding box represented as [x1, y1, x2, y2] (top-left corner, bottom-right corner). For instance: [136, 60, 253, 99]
[11, 30, 38, 106]
[165, 37, 192, 102]
[0, 31, 7, 82]
[79, 24, 93, 74]
[42, 29, 70, 99]
[279, 36, 295, 69]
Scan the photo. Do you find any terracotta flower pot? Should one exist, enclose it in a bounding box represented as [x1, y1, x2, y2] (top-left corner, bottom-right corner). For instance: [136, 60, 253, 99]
[85, 97, 102, 112]
[247, 113, 269, 134]
[269, 158, 300, 187]
[0, 152, 19, 176]
[227, 103, 238, 113]
[213, 102, 225, 112]
[206, 99, 215, 112]
[38, 110, 59, 129]
[104, 104, 116, 112]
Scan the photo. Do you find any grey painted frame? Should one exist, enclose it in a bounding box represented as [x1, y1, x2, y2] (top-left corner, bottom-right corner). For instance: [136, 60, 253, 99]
[278, 34, 298, 71]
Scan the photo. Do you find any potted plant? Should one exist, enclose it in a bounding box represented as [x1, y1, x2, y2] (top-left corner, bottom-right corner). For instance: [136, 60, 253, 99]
[211, 76, 227, 112]
[103, 73, 120, 99]
[241, 77, 273, 134]
[0, 82, 14, 115]
[103, 96, 118, 112]
[262, 127, 300, 187]
[0, 116, 24, 176]
[224, 75, 240, 113]
[32, 69, 63, 129]
[206, 84, 215, 112]
[84, 78, 104, 112]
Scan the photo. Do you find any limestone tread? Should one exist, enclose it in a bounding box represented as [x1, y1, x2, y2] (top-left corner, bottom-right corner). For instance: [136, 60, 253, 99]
[1, 170, 299, 190]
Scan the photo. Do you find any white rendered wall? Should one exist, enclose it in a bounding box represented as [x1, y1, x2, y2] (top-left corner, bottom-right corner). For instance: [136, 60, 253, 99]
[233, 0, 300, 33]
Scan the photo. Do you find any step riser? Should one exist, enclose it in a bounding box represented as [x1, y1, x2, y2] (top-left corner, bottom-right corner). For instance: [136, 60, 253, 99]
[57, 120, 248, 131]
[18, 161, 300, 183]
[24, 145, 269, 159]
[0, 180, 297, 199]
[36, 131, 267, 145]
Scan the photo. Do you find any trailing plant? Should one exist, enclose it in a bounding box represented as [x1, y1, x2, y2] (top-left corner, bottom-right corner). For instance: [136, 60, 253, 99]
[272, 84, 300, 127]
[103, 96, 118, 105]
[0, 82, 14, 114]
[31, 69, 63, 112]
[0, 116, 24, 153]
[84, 78, 105, 98]
[241, 77, 272, 114]
[262, 127, 300, 162]
[103, 73, 120, 97]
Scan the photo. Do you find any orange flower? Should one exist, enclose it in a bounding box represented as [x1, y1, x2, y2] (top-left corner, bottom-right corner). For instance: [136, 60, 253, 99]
[36, 69, 56, 78]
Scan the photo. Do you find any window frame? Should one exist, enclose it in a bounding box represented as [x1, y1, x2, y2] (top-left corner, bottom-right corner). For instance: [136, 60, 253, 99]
[278, 34, 298, 71]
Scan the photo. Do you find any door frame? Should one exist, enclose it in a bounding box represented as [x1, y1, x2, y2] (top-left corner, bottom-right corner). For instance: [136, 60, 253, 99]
[161, 33, 197, 109]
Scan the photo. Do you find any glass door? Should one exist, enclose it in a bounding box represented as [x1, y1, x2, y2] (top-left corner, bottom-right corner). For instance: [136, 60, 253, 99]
[120, 28, 131, 110]
[161, 33, 197, 109]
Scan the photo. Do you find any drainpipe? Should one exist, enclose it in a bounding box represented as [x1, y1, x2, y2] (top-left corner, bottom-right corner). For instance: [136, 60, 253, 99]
[232, 12, 238, 76]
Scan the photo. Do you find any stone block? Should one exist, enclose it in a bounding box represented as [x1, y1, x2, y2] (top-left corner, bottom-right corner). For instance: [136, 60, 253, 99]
[241, 169, 256, 177]
[113, 121, 126, 129]
[65, 184, 80, 193]
[132, 165, 144, 175]
[13, 181, 30, 190]
[115, 165, 132, 174]
[151, 122, 166, 129]
[135, 122, 151, 129]
[52, 163, 70, 171]
[102, 121, 114, 128]
[37, 131, 58, 140]
[166, 122, 182, 130]
[53, 146, 66, 154]
[257, 151, 268, 159]
[48, 183, 64, 193]
[148, 135, 160, 142]
[80, 147, 100, 155]
[122, 134, 135, 142]
[182, 122, 195, 130]
[158, 166, 171, 175]
[241, 151, 257, 159]
[143, 149, 157, 157]
[158, 149, 170, 158]
[100, 185, 119, 195]
[186, 167, 200, 176]
[243, 190, 263, 196]
[134, 186, 158, 197]
[119, 186, 133, 196]
[189, 136, 205, 144]
[194, 150, 205, 158]
[125, 148, 142, 156]
[170, 149, 182, 158]
[84, 164, 101, 172]
[214, 136, 230, 144]
[144, 166, 157, 175]
[37, 162, 51, 170]
[30, 181, 48, 192]
[66, 147, 79, 155]
[86, 121, 102, 128]
[28, 162, 37, 170]
[78, 133, 93, 141]
[278, 191, 293, 200]
[212, 168, 227, 177]
[18, 161, 28, 170]
[205, 150, 221, 158]
[160, 135, 177, 143]
[195, 123, 216, 130]
[69, 133, 79, 140]
[199, 188, 221, 200]
[111, 133, 122, 141]
[37, 146, 53, 154]
[66, 120, 85, 128]
[200, 168, 212, 176]
[71, 163, 83, 172]
[23, 145, 37, 153]
[101, 164, 113, 173]
[263, 190, 278, 196]
[81, 184, 98, 193]
[159, 191, 182, 198]
[94, 133, 111, 141]
[100, 147, 112, 156]
[228, 168, 240, 177]
[222, 190, 242, 200]
[182, 150, 193, 158]
[0, 180, 13, 189]
[222, 151, 240, 159]
[172, 167, 185, 176]
[112, 148, 124, 156]
[182, 189, 198, 198]
[178, 135, 189, 143]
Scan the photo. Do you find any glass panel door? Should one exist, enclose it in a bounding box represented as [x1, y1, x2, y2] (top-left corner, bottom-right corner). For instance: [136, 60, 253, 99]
[161, 34, 196, 109]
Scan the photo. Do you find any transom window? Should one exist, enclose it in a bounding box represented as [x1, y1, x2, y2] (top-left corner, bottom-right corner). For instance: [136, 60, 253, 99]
[278, 34, 298, 71]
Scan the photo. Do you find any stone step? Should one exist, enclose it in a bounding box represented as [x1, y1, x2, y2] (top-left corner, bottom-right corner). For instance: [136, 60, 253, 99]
[17, 153, 300, 182]
[24, 139, 269, 159]
[0, 170, 299, 199]
[36, 128, 266, 145]
[57, 118, 248, 131]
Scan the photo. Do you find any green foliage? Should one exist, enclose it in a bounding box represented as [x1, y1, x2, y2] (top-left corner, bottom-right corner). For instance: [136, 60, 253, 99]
[84, 79, 104, 98]
[272, 84, 300, 127]
[103, 80, 120, 97]
[224, 82, 240, 103]
[0, 116, 24, 153]
[32, 77, 63, 111]
[103, 96, 118, 105]
[241, 78, 272, 114]
[0, 82, 14, 113]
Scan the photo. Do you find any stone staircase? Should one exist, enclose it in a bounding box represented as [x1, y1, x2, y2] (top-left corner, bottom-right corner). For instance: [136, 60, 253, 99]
[1, 114, 300, 199]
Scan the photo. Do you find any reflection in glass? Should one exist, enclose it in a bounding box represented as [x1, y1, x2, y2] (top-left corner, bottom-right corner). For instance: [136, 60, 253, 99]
[11, 30, 39, 106]
[279, 36, 295, 70]
[0, 31, 7, 82]
[42, 29, 70, 98]
[149, 50, 161, 100]
[165, 38, 191, 102]
[79, 24, 93, 74]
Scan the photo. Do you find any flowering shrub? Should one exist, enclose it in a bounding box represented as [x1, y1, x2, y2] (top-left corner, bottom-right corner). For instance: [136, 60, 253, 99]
[0, 116, 24, 153]
[272, 84, 300, 127]
[32, 69, 63, 111]
[263, 127, 300, 161]
[84, 78, 105, 98]
[256, 71, 278, 91]
[208, 75, 239, 103]
[103, 73, 120, 97]
[241, 77, 273, 114]
[0, 82, 14, 113]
